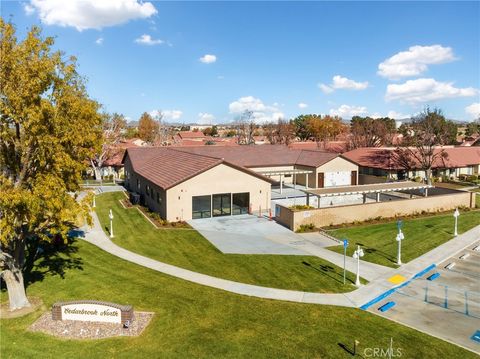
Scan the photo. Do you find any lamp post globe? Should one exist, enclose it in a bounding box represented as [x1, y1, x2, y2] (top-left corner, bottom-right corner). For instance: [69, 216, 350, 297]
[109, 209, 114, 238]
[352, 245, 364, 286]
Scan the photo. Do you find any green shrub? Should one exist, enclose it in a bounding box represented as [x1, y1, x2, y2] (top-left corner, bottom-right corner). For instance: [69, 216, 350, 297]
[289, 205, 315, 211]
[296, 223, 316, 233]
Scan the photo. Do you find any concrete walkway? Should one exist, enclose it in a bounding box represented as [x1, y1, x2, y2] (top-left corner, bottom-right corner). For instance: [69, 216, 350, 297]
[188, 214, 392, 281]
[83, 212, 356, 307]
[82, 208, 480, 309]
[187, 215, 310, 255]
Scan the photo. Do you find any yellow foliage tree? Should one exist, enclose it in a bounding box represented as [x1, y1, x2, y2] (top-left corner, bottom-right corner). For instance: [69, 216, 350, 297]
[0, 20, 103, 310]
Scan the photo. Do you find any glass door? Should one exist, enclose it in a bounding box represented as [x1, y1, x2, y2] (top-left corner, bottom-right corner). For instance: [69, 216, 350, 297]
[212, 193, 231, 217]
[232, 192, 249, 215]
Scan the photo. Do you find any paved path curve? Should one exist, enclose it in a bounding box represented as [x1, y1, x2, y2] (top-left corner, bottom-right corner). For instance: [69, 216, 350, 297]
[83, 212, 358, 307]
[81, 191, 480, 309]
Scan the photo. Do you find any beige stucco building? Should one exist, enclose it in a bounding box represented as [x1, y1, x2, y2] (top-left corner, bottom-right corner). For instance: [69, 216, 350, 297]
[123, 145, 359, 222]
[123, 148, 273, 221]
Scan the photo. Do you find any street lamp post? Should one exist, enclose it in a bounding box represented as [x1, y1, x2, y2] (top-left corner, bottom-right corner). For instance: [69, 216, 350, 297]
[396, 231, 404, 265]
[352, 245, 364, 286]
[453, 208, 460, 237]
[342, 239, 349, 285]
[396, 219, 404, 265]
[109, 209, 114, 238]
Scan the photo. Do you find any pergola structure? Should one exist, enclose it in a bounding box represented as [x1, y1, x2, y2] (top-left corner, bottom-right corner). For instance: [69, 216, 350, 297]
[257, 169, 314, 193]
[302, 181, 433, 208]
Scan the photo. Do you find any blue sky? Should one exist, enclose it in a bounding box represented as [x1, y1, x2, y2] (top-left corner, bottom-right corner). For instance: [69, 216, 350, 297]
[3, 1, 480, 124]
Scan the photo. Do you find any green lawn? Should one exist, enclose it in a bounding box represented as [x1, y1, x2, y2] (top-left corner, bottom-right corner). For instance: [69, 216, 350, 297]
[327, 211, 480, 268]
[434, 182, 472, 190]
[95, 192, 363, 293]
[0, 239, 475, 358]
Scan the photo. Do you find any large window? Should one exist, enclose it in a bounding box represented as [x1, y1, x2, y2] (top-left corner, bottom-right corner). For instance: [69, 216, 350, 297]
[232, 192, 249, 215]
[212, 193, 231, 217]
[192, 195, 211, 219]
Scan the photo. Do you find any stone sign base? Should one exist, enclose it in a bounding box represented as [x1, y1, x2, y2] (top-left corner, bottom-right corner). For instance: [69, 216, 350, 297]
[52, 300, 133, 324]
[30, 311, 154, 339]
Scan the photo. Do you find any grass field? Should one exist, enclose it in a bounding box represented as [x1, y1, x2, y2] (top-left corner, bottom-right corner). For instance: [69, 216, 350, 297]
[0, 239, 476, 358]
[434, 182, 473, 190]
[95, 192, 363, 293]
[327, 210, 480, 267]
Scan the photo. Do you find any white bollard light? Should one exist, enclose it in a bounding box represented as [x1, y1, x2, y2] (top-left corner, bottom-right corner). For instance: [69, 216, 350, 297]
[109, 209, 114, 238]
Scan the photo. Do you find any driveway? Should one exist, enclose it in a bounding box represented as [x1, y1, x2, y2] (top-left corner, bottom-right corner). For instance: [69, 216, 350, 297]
[188, 214, 392, 282]
[188, 214, 310, 255]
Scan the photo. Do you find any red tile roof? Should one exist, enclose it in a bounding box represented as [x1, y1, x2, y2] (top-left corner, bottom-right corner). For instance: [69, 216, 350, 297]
[178, 131, 205, 139]
[288, 141, 347, 153]
[173, 145, 302, 167]
[343, 146, 480, 170]
[124, 147, 275, 189]
[103, 139, 145, 167]
[173, 145, 345, 168]
[296, 150, 339, 167]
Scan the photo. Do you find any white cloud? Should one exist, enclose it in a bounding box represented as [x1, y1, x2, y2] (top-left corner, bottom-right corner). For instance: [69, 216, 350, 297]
[329, 104, 368, 118]
[229, 96, 283, 123]
[378, 45, 457, 79]
[197, 113, 215, 124]
[465, 103, 480, 119]
[27, 0, 157, 31]
[387, 110, 410, 119]
[162, 110, 183, 121]
[319, 75, 368, 94]
[385, 78, 477, 104]
[148, 109, 183, 121]
[199, 54, 217, 64]
[298, 102, 308, 109]
[135, 34, 164, 45]
[24, 3, 35, 15]
[95, 37, 103, 45]
[217, 75, 224, 80]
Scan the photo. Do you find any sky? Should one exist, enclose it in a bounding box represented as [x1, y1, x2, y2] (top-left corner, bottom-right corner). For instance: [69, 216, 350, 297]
[3, 0, 480, 124]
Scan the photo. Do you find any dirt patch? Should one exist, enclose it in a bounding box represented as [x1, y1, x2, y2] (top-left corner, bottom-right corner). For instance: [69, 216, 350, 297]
[0, 297, 44, 319]
[29, 311, 154, 339]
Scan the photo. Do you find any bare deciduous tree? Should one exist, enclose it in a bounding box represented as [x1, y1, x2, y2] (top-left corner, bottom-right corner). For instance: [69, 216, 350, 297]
[396, 108, 451, 184]
[90, 112, 126, 180]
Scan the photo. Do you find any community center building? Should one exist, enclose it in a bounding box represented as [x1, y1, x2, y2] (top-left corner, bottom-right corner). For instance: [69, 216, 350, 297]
[123, 146, 358, 221]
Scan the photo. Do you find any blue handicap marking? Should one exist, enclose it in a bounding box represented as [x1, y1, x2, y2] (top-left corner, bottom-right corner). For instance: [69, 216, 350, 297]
[378, 301, 396, 312]
[471, 330, 480, 343]
[343, 239, 348, 248]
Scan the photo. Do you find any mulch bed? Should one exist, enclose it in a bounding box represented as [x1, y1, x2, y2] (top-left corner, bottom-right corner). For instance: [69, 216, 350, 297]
[0, 297, 44, 319]
[29, 311, 154, 339]
[120, 198, 133, 208]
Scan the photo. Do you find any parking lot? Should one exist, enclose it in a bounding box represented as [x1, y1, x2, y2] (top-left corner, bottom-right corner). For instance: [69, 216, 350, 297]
[369, 241, 480, 354]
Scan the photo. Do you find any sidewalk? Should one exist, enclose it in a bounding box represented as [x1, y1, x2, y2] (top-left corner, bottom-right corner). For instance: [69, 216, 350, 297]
[82, 210, 480, 309]
[83, 212, 356, 307]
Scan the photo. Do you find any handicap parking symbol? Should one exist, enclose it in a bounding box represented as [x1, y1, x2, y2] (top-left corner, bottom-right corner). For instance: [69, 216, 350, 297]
[471, 330, 480, 343]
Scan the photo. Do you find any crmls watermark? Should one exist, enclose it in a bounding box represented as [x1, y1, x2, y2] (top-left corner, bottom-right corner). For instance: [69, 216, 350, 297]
[364, 347, 403, 357]
[363, 339, 403, 358]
